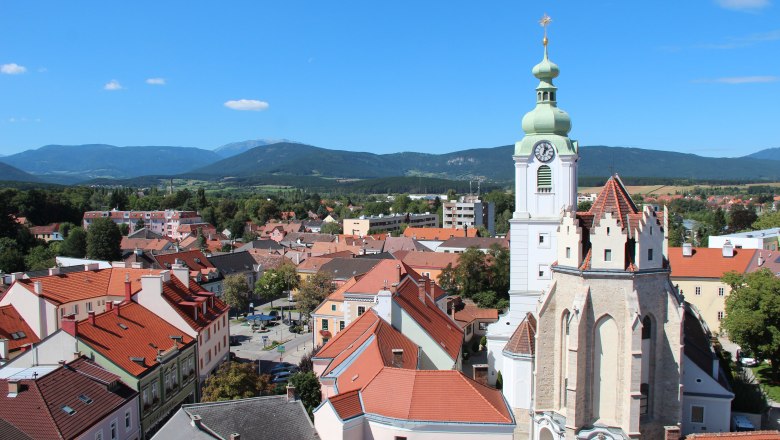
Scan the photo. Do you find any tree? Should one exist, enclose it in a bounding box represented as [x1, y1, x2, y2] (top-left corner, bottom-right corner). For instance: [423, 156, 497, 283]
[722, 269, 780, 377]
[728, 205, 758, 232]
[255, 263, 300, 308]
[320, 222, 341, 235]
[577, 200, 593, 212]
[60, 227, 87, 258]
[288, 371, 321, 415]
[201, 362, 262, 402]
[0, 237, 25, 273]
[487, 244, 510, 298]
[439, 247, 489, 299]
[86, 218, 122, 261]
[135, 218, 145, 230]
[223, 274, 251, 316]
[297, 272, 336, 321]
[753, 210, 780, 231]
[118, 223, 130, 236]
[25, 245, 55, 271]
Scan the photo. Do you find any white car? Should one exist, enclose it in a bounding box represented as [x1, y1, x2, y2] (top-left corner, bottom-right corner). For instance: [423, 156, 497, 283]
[740, 357, 758, 367]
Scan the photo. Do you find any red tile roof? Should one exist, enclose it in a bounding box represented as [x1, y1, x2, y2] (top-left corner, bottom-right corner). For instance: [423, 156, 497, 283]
[120, 237, 172, 251]
[328, 389, 363, 420]
[154, 250, 215, 271]
[161, 276, 229, 332]
[72, 302, 195, 377]
[15, 268, 150, 305]
[453, 300, 499, 326]
[399, 251, 460, 270]
[0, 357, 136, 440]
[586, 175, 638, 228]
[669, 247, 755, 278]
[359, 368, 513, 424]
[0, 305, 40, 353]
[403, 227, 478, 240]
[504, 313, 536, 355]
[394, 277, 463, 361]
[29, 223, 59, 235]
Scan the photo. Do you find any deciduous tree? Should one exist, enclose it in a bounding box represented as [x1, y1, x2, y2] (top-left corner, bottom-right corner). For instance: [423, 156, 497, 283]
[86, 218, 121, 261]
[722, 269, 780, 377]
[289, 371, 321, 415]
[297, 272, 336, 321]
[201, 362, 261, 402]
[223, 274, 251, 316]
[254, 263, 299, 308]
[60, 227, 87, 258]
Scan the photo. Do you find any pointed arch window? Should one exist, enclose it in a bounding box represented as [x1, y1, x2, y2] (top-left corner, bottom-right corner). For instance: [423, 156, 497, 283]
[537, 165, 552, 193]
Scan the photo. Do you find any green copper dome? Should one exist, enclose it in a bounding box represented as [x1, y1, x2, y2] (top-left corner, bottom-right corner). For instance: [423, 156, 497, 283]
[520, 46, 571, 137]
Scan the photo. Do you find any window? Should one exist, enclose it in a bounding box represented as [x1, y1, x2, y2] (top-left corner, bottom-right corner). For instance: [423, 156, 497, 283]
[537, 165, 552, 192]
[322, 320, 329, 331]
[640, 383, 649, 415]
[466, 324, 472, 335]
[695, 286, 701, 296]
[142, 388, 149, 406]
[479, 322, 488, 331]
[604, 249, 612, 262]
[395, 437, 408, 440]
[357, 306, 365, 316]
[152, 383, 159, 401]
[74, 304, 79, 315]
[331, 304, 336, 311]
[110, 420, 117, 440]
[87, 302, 93, 312]
[125, 411, 131, 430]
[61, 308, 64, 317]
[691, 405, 705, 423]
[642, 316, 652, 340]
[718, 311, 724, 321]
[95, 430, 103, 440]
[539, 234, 545, 244]
[339, 321, 345, 331]
[538, 264, 550, 279]
[566, 247, 571, 258]
[719, 287, 725, 296]
[647, 248, 653, 261]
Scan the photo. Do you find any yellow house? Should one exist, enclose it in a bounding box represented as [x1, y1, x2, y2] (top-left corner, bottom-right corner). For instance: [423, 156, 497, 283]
[668, 244, 756, 333]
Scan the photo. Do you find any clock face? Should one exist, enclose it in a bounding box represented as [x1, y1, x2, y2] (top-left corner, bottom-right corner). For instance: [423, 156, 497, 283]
[534, 141, 555, 162]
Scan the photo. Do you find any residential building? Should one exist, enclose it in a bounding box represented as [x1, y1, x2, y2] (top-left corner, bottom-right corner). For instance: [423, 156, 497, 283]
[395, 250, 460, 284]
[449, 297, 499, 343]
[403, 226, 477, 252]
[442, 195, 496, 236]
[382, 236, 429, 253]
[5, 300, 198, 438]
[669, 243, 756, 333]
[0, 304, 40, 363]
[0, 265, 150, 338]
[121, 236, 174, 253]
[314, 368, 515, 440]
[0, 357, 140, 440]
[154, 250, 223, 295]
[132, 268, 230, 387]
[152, 394, 318, 440]
[83, 210, 203, 238]
[207, 251, 261, 291]
[29, 223, 63, 242]
[317, 257, 382, 286]
[343, 212, 438, 236]
[436, 236, 508, 253]
[709, 227, 780, 251]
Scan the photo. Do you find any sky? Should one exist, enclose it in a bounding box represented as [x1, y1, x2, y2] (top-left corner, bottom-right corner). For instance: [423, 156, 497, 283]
[0, 0, 778, 157]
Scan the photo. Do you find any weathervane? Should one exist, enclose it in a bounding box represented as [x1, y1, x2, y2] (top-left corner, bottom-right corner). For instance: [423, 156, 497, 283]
[539, 13, 552, 47]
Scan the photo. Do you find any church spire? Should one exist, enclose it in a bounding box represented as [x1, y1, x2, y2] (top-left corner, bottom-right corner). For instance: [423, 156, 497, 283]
[521, 14, 571, 137]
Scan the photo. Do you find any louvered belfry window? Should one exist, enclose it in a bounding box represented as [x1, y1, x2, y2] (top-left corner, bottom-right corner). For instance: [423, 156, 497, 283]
[537, 165, 552, 192]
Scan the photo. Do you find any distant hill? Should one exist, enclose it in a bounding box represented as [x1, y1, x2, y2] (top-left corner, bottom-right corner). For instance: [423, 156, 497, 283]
[744, 148, 780, 161]
[213, 139, 297, 158]
[0, 162, 41, 183]
[0, 144, 222, 183]
[192, 142, 780, 183]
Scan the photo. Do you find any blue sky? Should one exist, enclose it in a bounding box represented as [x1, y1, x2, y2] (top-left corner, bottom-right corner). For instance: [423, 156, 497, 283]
[0, 0, 778, 157]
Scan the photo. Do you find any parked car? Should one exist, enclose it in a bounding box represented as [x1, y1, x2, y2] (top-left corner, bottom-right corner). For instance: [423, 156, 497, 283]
[272, 370, 296, 384]
[269, 310, 282, 321]
[269, 363, 298, 376]
[740, 356, 758, 367]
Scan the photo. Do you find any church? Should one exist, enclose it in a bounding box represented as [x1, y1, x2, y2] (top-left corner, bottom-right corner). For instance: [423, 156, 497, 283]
[486, 16, 734, 439]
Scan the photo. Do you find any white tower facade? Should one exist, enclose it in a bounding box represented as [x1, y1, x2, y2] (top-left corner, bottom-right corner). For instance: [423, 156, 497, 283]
[485, 24, 578, 416]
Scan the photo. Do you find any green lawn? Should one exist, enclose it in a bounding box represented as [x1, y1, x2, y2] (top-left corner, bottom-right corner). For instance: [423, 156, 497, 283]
[752, 363, 780, 403]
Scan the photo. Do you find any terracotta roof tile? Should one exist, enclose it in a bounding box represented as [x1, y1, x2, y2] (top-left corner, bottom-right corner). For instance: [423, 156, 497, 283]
[154, 250, 214, 271]
[399, 251, 460, 270]
[73, 302, 195, 377]
[504, 313, 536, 355]
[161, 276, 229, 332]
[403, 227, 477, 240]
[16, 268, 151, 305]
[453, 300, 499, 326]
[687, 432, 780, 440]
[669, 247, 755, 278]
[328, 389, 363, 420]
[0, 305, 40, 353]
[360, 368, 513, 424]
[586, 175, 639, 229]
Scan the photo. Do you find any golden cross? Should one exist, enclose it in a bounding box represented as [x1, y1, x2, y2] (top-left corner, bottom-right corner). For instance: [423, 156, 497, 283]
[539, 13, 552, 46]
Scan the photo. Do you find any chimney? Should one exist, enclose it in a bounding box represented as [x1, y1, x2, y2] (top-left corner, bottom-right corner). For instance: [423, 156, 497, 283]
[0, 338, 8, 361]
[375, 289, 392, 323]
[88, 311, 96, 326]
[722, 240, 734, 258]
[172, 264, 189, 286]
[131, 262, 143, 269]
[113, 301, 122, 316]
[286, 385, 296, 402]
[473, 364, 489, 386]
[758, 253, 765, 267]
[664, 426, 681, 440]
[391, 349, 404, 368]
[47, 267, 60, 276]
[682, 242, 693, 257]
[38, 293, 48, 338]
[417, 280, 427, 304]
[160, 270, 171, 283]
[7, 380, 21, 397]
[107, 301, 114, 311]
[84, 263, 100, 271]
[424, 275, 431, 296]
[190, 414, 202, 429]
[33, 281, 42, 295]
[134, 248, 143, 257]
[124, 273, 133, 303]
[396, 264, 402, 282]
[230, 434, 241, 440]
[10, 272, 24, 282]
[61, 315, 77, 337]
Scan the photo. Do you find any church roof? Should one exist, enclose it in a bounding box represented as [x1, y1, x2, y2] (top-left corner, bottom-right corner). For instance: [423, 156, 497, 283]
[504, 313, 536, 355]
[581, 175, 639, 229]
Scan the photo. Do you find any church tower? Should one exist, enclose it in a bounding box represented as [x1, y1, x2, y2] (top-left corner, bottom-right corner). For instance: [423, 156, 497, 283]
[485, 15, 578, 413]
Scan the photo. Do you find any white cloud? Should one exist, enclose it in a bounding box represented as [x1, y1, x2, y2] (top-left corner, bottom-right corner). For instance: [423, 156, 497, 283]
[224, 99, 269, 111]
[716, 0, 771, 10]
[146, 77, 166, 85]
[694, 75, 780, 84]
[1, 63, 27, 75]
[104, 80, 123, 90]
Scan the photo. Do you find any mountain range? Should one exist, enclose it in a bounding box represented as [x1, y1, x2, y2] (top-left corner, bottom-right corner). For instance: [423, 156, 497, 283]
[1, 141, 779, 185]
